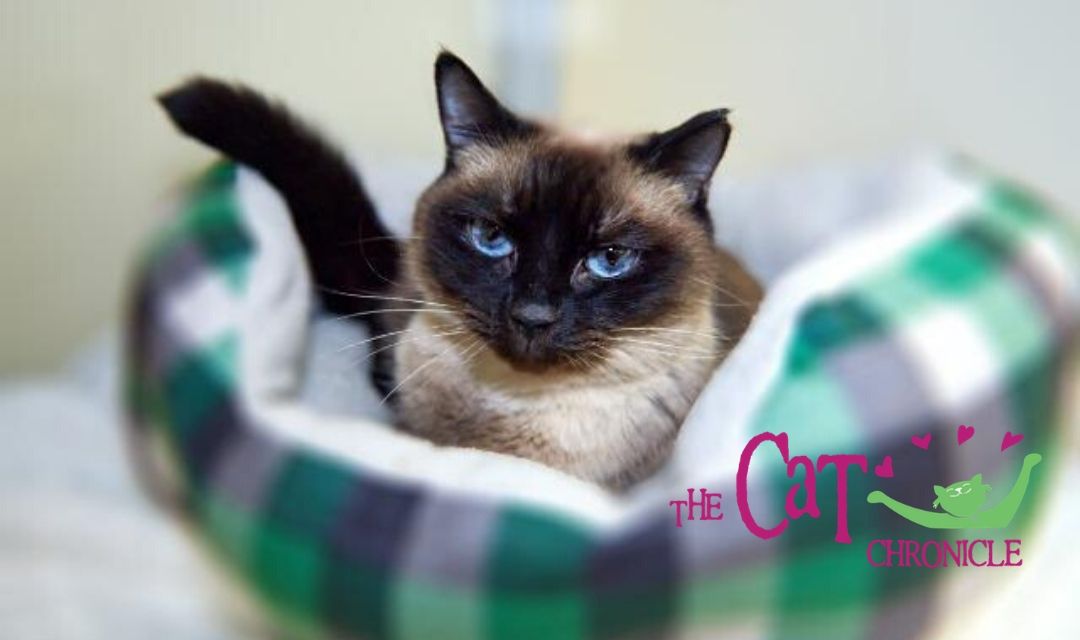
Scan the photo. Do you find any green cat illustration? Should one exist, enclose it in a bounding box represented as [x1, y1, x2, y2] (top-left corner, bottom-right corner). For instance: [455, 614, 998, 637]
[932, 474, 991, 517]
[867, 453, 1041, 529]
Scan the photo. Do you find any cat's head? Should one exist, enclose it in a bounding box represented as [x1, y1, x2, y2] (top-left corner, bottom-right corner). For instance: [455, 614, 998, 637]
[933, 473, 992, 518]
[407, 52, 735, 373]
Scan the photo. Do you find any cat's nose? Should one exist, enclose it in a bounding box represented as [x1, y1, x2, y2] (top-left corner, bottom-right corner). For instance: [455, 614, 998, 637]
[510, 300, 557, 329]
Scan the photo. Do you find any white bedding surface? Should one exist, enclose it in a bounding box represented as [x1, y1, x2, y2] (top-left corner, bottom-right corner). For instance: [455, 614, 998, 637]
[0, 337, 249, 639]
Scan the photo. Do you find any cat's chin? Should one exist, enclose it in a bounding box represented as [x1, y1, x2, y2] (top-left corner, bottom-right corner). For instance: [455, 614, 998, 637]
[487, 341, 587, 376]
[503, 358, 560, 375]
[494, 348, 565, 374]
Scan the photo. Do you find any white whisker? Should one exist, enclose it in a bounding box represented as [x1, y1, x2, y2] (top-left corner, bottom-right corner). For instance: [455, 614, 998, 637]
[457, 338, 487, 371]
[380, 337, 481, 405]
[319, 286, 450, 308]
[693, 276, 754, 308]
[608, 336, 718, 356]
[335, 327, 415, 353]
[354, 329, 468, 365]
[611, 342, 720, 361]
[332, 307, 460, 322]
[614, 326, 725, 339]
[340, 234, 425, 246]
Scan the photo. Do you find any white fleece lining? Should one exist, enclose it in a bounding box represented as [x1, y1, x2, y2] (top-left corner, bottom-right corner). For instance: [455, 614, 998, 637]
[229, 158, 982, 527]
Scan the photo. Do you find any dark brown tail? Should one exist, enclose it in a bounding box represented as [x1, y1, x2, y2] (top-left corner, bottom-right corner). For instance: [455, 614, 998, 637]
[158, 78, 402, 394]
[158, 78, 401, 316]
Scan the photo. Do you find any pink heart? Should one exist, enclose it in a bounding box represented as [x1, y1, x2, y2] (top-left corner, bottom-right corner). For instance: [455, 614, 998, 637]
[1001, 431, 1024, 452]
[957, 424, 975, 446]
[874, 455, 894, 478]
[911, 433, 932, 450]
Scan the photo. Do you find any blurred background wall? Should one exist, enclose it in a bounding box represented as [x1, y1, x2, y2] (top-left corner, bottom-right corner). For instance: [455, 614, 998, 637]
[2, 0, 1078, 373]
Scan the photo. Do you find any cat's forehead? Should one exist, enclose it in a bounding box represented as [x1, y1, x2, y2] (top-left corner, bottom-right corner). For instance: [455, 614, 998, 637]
[453, 138, 692, 232]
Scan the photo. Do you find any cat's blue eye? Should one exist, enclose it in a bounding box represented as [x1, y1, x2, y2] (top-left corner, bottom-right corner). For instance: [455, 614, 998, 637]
[584, 246, 639, 279]
[467, 219, 514, 258]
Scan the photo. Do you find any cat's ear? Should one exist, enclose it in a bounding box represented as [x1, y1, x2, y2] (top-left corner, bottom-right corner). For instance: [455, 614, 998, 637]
[933, 485, 946, 497]
[972, 474, 983, 484]
[629, 109, 732, 209]
[434, 51, 530, 165]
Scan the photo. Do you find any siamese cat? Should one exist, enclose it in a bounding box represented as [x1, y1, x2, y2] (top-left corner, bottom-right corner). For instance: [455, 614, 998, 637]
[158, 52, 761, 489]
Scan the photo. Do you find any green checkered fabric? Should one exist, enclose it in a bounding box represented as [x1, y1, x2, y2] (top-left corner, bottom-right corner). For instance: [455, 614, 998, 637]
[126, 161, 1079, 639]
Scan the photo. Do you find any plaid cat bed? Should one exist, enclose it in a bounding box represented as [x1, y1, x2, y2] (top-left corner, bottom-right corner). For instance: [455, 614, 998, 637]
[125, 156, 1079, 639]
